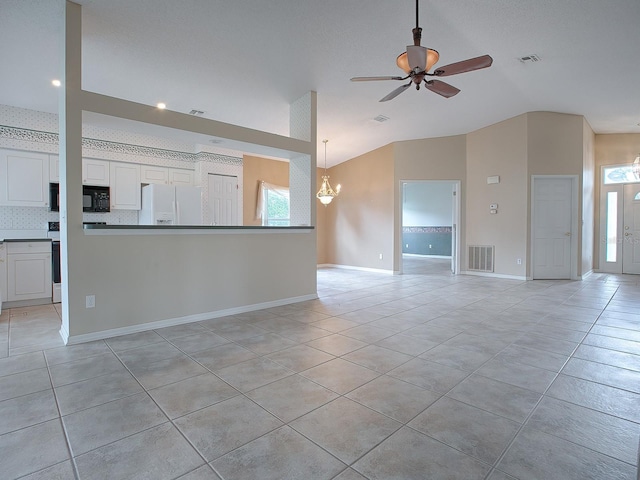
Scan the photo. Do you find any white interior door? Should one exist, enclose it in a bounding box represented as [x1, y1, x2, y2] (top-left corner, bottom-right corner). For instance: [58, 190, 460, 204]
[208, 174, 238, 226]
[622, 184, 640, 274]
[533, 177, 573, 279]
[451, 184, 458, 274]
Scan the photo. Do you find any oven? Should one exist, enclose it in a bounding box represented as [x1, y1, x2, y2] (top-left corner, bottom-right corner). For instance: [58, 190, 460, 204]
[48, 222, 61, 303]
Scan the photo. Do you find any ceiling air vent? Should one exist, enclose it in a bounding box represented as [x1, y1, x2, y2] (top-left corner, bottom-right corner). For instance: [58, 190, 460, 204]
[189, 109, 205, 116]
[373, 115, 390, 123]
[518, 54, 541, 63]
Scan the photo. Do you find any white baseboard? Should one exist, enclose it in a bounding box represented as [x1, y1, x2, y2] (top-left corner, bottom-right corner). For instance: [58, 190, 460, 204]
[59, 323, 70, 345]
[460, 270, 527, 281]
[64, 293, 318, 345]
[580, 269, 593, 280]
[318, 263, 394, 275]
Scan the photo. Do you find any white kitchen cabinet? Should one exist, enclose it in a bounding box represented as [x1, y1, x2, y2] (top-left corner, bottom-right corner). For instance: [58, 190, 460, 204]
[7, 242, 51, 302]
[110, 162, 141, 210]
[0, 149, 50, 207]
[50, 154, 60, 183]
[169, 168, 194, 186]
[0, 243, 7, 308]
[83, 158, 110, 186]
[140, 165, 169, 185]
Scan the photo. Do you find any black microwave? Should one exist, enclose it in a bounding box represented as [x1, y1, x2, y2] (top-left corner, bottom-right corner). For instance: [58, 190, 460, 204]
[50, 183, 110, 212]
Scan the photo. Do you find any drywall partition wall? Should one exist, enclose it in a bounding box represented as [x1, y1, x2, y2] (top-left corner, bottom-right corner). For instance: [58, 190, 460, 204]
[61, 1, 317, 342]
[593, 133, 640, 270]
[402, 183, 453, 226]
[466, 114, 528, 278]
[527, 112, 585, 278]
[325, 144, 395, 271]
[67, 231, 316, 339]
[582, 119, 595, 276]
[316, 171, 328, 265]
[394, 135, 466, 273]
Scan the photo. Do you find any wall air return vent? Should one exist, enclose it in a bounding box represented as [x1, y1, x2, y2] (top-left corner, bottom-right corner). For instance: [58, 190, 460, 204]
[373, 115, 390, 123]
[518, 54, 541, 63]
[468, 245, 495, 272]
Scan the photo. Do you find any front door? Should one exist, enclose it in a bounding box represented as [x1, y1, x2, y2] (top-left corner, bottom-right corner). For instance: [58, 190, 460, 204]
[622, 184, 640, 274]
[533, 177, 573, 279]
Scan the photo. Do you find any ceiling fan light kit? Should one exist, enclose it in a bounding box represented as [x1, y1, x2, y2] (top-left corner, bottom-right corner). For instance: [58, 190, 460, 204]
[316, 140, 341, 206]
[351, 0, 493, 102]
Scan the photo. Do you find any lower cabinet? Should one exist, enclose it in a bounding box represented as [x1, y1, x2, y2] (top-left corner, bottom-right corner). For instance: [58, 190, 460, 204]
[7, 242, 52, 302]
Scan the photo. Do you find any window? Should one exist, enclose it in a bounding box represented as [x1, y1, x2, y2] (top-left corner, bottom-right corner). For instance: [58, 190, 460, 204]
[256, 181, 290, 226]
[263, 187, 290, 226]
[603, 165, 640, 185]
[606, 191, 618, 262]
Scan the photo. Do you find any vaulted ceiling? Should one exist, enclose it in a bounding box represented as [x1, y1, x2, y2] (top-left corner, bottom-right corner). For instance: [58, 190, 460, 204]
[2, 0, 640, 165]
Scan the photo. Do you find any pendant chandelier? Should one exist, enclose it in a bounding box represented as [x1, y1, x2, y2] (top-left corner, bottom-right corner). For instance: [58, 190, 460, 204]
[316, 139, 341, 206]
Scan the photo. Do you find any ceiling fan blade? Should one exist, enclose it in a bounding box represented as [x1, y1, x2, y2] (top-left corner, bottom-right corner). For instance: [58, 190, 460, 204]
[424, 80, 460, 98]
[379, 82, 412, 102]
[406, 45, 427, 71]
[432, 54, 493, 77]
[351, 76, 405, 82]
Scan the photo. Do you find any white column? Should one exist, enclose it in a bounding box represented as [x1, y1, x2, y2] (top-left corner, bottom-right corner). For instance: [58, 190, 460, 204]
[289, 92, 317, 226]
[58, 0, 84, 343]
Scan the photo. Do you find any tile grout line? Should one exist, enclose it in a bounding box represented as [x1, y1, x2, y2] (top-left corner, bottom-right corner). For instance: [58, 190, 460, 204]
[43, 349, 81, 480]
[483, 284, 624, 479]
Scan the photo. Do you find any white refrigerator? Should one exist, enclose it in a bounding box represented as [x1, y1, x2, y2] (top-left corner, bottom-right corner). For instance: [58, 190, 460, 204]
[139, 184, 203, 225]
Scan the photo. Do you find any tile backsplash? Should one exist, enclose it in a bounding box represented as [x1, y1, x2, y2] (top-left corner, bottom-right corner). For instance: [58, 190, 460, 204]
[0, 207, 138, 231]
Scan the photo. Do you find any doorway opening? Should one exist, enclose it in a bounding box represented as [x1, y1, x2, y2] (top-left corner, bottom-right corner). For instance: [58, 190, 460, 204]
[398, 180, 460, 275]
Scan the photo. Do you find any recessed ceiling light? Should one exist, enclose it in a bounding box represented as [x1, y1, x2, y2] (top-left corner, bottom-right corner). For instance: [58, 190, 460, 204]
[51, 79, 61, 87]
[156, 102, 167, 110]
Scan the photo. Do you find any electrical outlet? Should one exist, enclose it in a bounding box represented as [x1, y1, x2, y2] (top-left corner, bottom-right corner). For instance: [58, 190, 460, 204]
[379, 253, 383, 260]
[517, 258, 522, 265]
[86, 295, 95, 308]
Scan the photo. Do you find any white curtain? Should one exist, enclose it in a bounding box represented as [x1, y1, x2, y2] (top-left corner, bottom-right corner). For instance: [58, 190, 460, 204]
[256, 180, 289, 220]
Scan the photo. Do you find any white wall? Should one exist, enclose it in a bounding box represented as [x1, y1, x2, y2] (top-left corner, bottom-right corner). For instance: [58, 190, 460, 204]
[402, 182, 453, 226]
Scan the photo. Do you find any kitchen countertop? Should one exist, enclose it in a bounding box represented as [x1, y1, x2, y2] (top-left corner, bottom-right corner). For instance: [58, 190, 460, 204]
[2, 238, 51, 243]
[83, 224, 314, 235]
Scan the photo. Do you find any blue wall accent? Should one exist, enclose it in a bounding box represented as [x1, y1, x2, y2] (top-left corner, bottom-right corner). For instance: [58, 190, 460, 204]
[402, 226, 452, 256]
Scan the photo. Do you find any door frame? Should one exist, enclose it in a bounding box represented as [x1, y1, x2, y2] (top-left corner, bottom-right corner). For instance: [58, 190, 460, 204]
[397, 180, 461, 275]
[530, 175, 579, 280]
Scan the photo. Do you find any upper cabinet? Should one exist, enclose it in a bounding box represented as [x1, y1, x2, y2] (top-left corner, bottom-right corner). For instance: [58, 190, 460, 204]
[110, 162, 141, 210]
[83, 158, 110, 186]
[169, 168, 194, 186]
[50, 155, 60, 183]
[140, 165, 169, 185]
[140, 166, 194, 186]
[0, 149, 50, 207]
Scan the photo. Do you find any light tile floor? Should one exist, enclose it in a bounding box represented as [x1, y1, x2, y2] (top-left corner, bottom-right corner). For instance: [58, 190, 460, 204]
[1, 257, 639, 479]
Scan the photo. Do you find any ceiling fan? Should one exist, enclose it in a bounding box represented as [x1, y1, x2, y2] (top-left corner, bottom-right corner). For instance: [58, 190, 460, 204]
[351, 0, 493, 102]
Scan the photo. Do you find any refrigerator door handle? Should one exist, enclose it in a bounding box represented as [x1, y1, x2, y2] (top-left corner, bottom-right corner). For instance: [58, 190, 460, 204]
[172, 200, 177, 225]
[176, 201, 180, 225]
